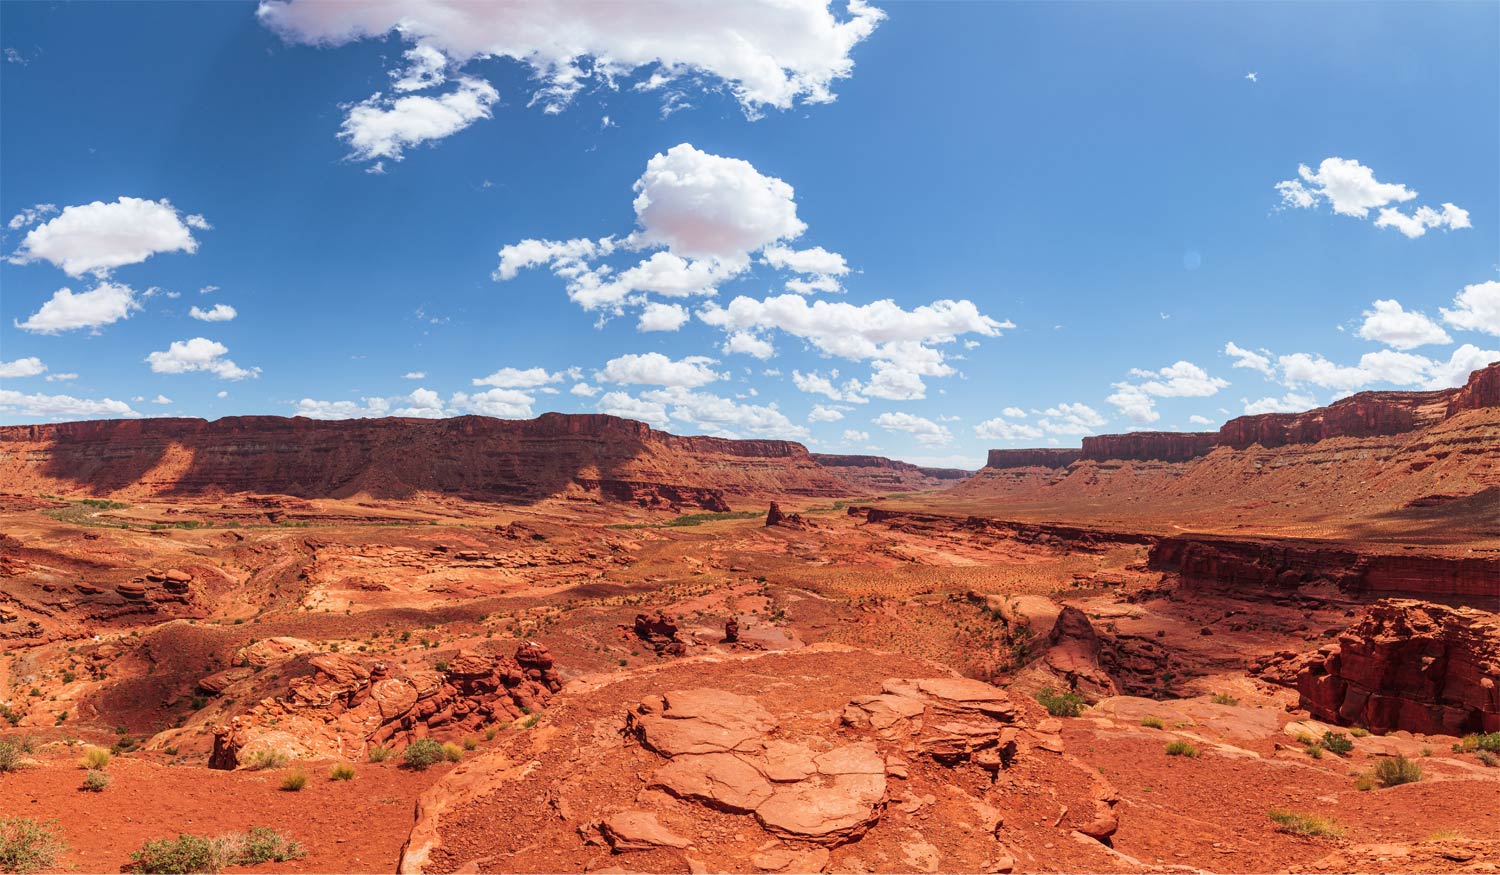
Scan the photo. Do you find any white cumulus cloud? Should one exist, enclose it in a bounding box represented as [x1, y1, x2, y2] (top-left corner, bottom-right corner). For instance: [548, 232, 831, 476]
[873, 411, 951, 446]
[15, 283, 140, 334]
[8, 197, 207, 277]
[257, 0, 884, 124]
[472, 366, 562, 388]
[339, 77, 498, 162]
[600, 352, 723, 388]
[146, 338, 260, 381]
[0, 389, 138, 420]
[189, 303, 238, 322]
[1275, 157, 1469, 239]
[1441, 280, 1500, 336]
[0, 357, 47, 378]
[638, 301, 690, 332]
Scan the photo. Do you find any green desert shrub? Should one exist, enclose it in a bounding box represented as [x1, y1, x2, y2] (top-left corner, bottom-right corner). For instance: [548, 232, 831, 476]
[402, 738, 445, 771]
[1268, 809, 1344, 838]
[1374, 755, 1422, 787]
[440, 742, 464, 763]
[279, 770, 307, 792]
[1140, 715, 1165, 729]
[1165, 740, 1200, 758]
[127, 827, 304, 874]
[231, 827, 304, 865]
[1034, 687, 1087, 718]
[0, 817, 66, 874]
[329, 763, 355, 781]
[1348, 726, 1370, 737]
[1320, 731, 1354, 756]
[1210, 693, 1239, 706]
[80, 769, 110, 792]
[367, 744, 394, 763]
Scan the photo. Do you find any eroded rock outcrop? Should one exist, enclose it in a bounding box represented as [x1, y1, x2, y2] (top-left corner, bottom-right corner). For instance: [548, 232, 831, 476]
[623, 678, 1043, 848]
[985, 449, 1082, 469]
[209, 643, 562, 768]
[1297, 599, 1500, 735]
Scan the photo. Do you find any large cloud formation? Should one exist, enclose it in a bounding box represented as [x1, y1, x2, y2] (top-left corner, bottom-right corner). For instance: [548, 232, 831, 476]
[258, 0, 884, 161]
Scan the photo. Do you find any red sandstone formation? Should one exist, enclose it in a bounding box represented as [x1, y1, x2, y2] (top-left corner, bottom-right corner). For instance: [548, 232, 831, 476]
[810, 453, 971, 491]
[764, 501, 807, 528]
[632, 611, 687, 656]
[206, 643, 563, 768]
[1296, 599, 1499, 735]
[0, 413, 858, 508]
[985, 449, 1082, 469]
[985, 362, 1498, 465]
[1148, 535, 1499, 601]
[1081, 431, 1218, 463]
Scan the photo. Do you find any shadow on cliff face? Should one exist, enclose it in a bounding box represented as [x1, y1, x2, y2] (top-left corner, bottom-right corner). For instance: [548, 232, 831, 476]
[12, 413, 828, 511]
[15, 414, 658, 507]
[1337, 487, 1500, 546]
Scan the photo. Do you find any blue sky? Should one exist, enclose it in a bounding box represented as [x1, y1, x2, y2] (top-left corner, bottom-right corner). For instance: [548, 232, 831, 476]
[2, 1, 1497, 466]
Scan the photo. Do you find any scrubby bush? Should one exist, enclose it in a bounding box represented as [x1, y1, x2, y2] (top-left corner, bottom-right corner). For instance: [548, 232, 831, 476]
[1268, 809, 1344, 838]
[1320, 731, 1354, 756]
[246, 749, 289, 771]
[1354, 775, 1376, 791]
[1349, 726, 1370, 738]
[484, 726, 498, 741]
[1477, 750, 1498, 768]
[128, 835, 229, 874]
[403, 739, 444, 771]
[1034, 687, 1087, 718]
[1140, 716, 1165, 729]
[1303, 744, 1324, 759]
[329, 763, 355, 781]
[128, 828, 304, 873]
[80, 746, 111, 770]
[80, 769, 110, 792]
[231, 827, 304, 865]
[440, 742, 464, 763]
[367, 744, 393, 763]
[1375, 755, 1422, 787]
[0, 817, 66, 874]
[0, 742, 23, 774]
[1165, 740, 1200, 758]
[279, 770, 307, 792]
[1210, 693, 1239, 706]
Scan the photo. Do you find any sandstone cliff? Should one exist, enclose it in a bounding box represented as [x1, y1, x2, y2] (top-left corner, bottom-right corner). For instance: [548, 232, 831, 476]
[952, 363, 1500, 540]
[0, 413, 859, 508]
[985, 449, 1081, 469]
[810, 454, 970, 492]
[1296, 599, 1499, 735]
[993, 361, 1498, 464]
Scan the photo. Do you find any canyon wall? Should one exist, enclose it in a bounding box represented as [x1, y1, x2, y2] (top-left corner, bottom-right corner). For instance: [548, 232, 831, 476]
[0, 413, 859, 507]
[810, 454, 971, 492]
[1148, 535, 1500, 602]
[1015, 362, 1499, 464]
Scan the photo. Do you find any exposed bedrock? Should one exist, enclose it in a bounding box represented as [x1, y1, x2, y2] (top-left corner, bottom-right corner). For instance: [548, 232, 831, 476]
[810, 453, 971, 491]
[205, 642, 563, 769]
[0, 412, 857, 506]
[855, 507, 1156, 550]
[1296, 599, 1500, 735]
[1148, 535, 1500, 602]
[1081, 431, 1217, 463]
